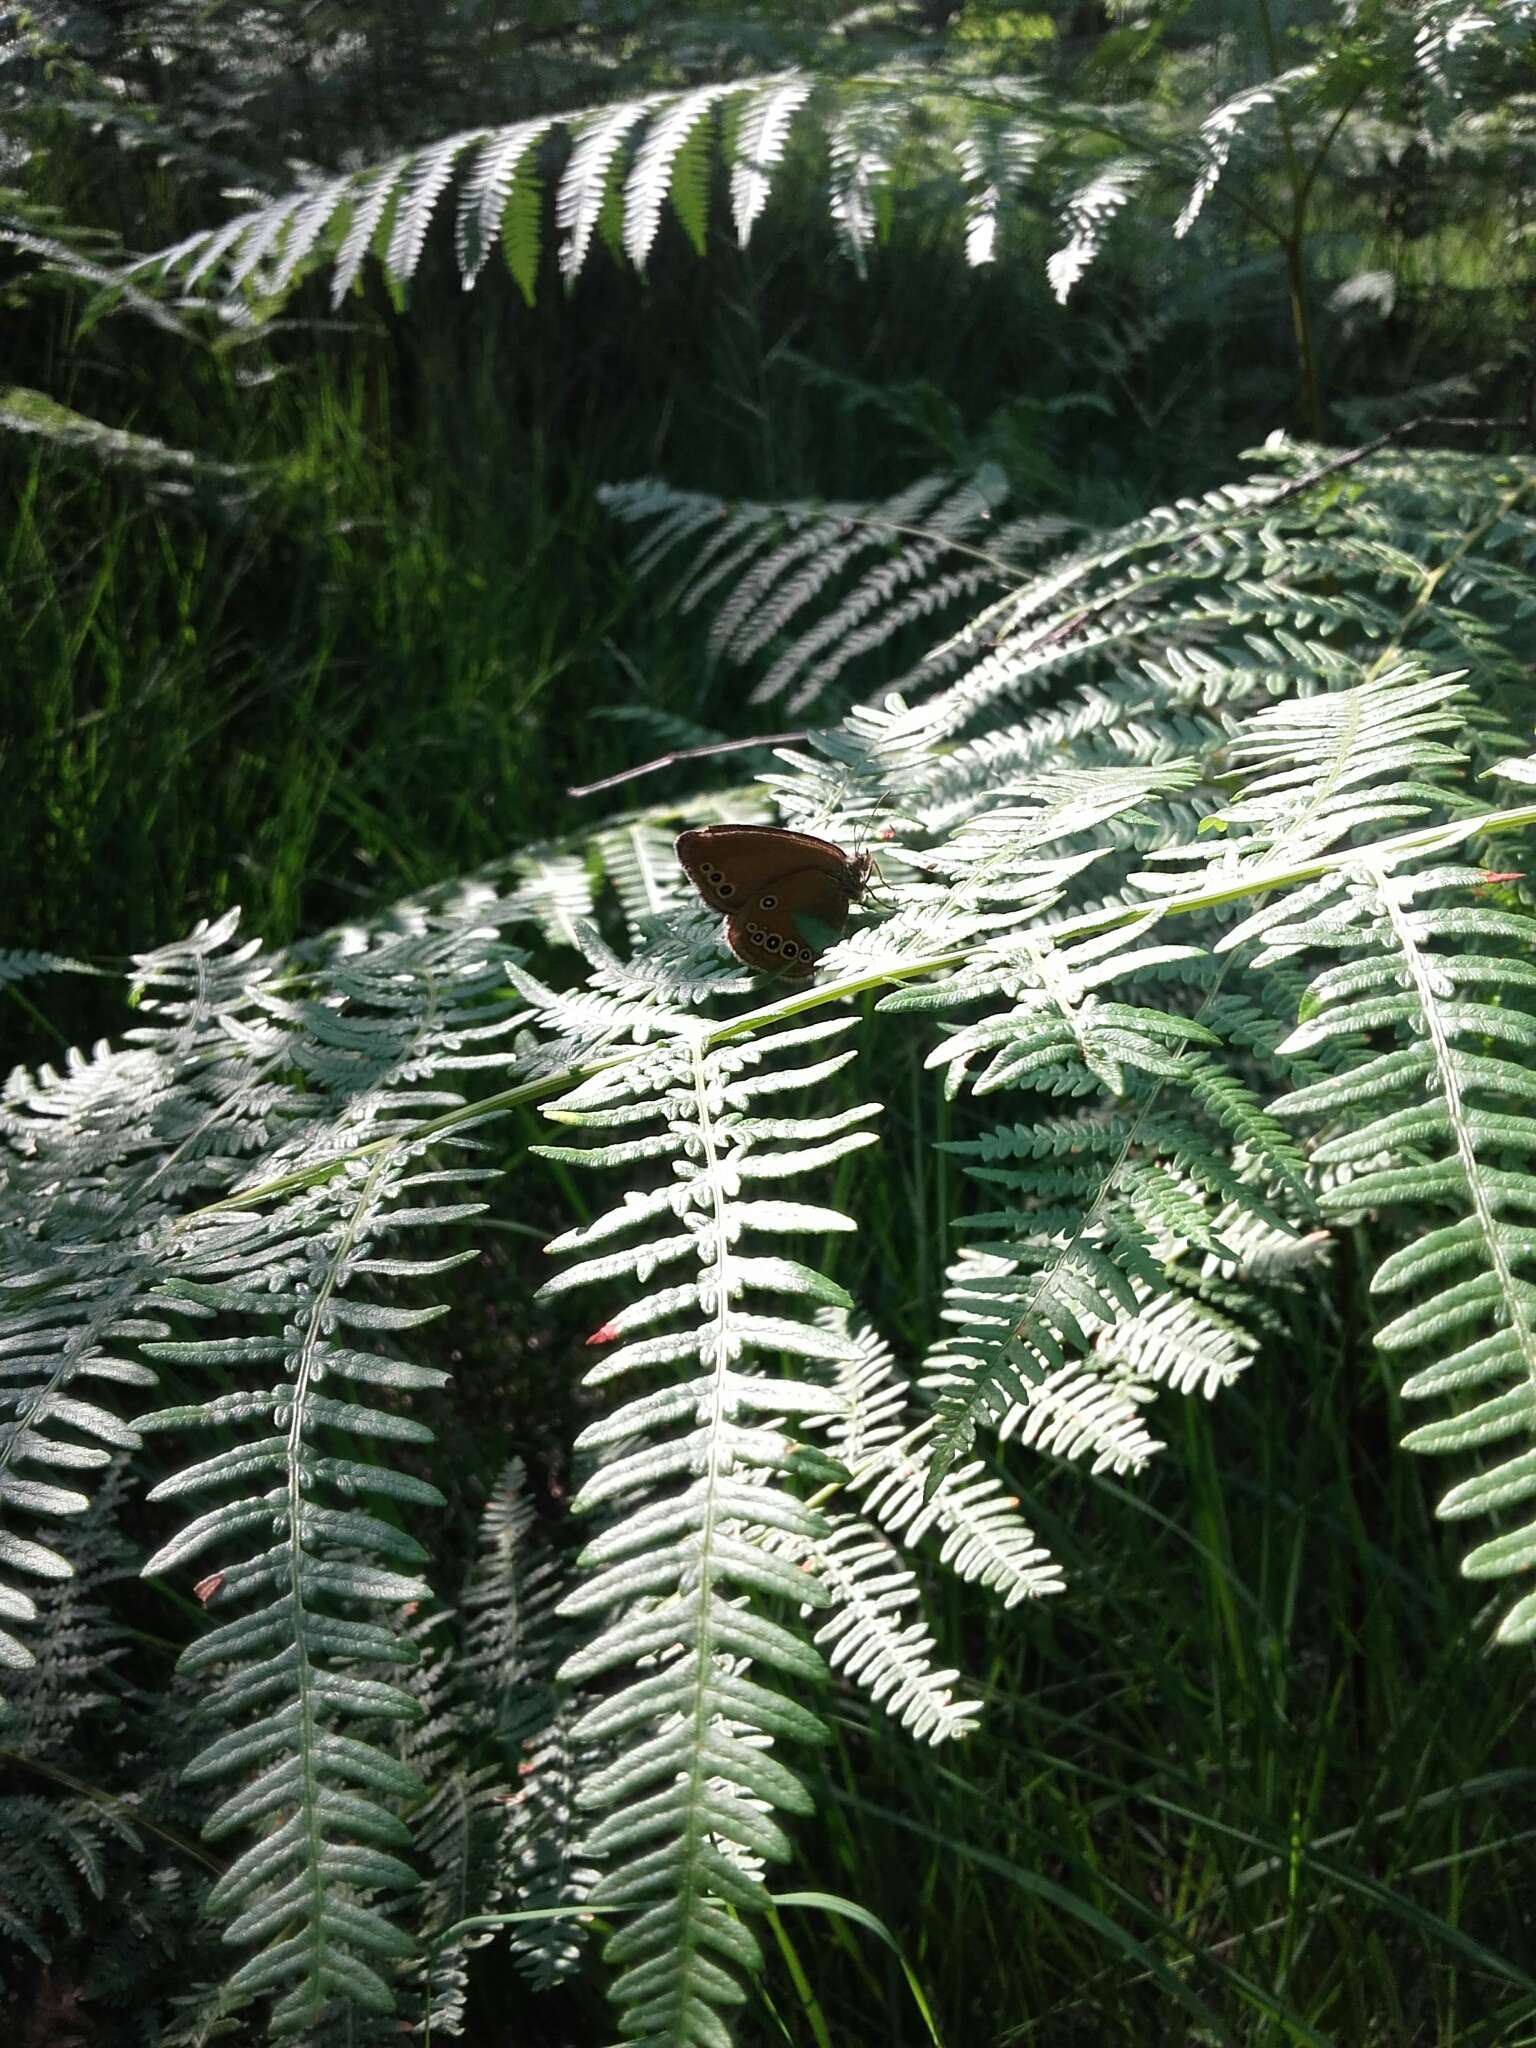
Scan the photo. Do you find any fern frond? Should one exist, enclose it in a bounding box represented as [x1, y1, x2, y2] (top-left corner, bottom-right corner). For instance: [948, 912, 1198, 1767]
[536, 1015, 880, 2042]
[140, 1163, 451, 2035]
[1048, 155, 1151, 303]
[1092, 1284, 1259, 1400]
[0, 949, 98, 991]
[827, 95, 902, 269]
[456, 1461, 595, 1992]
[1174, 71, 1314, 239]
[454, 117, 555, 287]
[329, 156, 409, 306]
[0, 912, 292, 1669]
[265, 173, 354, 298]
[387, 129, 490, 287]
[955, 113, 1044, 266]
[1262, 856, 1536, 1641]
[879, 874, 1284, 1487]
[114, 914, 524, 2036]
[0, 1795, 121, 1983]
[558, 95, 664, 284]
[1140, 665, 1477, 882]
[624, 84, 747, 269]
[0, 1456, 134, 1758]
[821, 1320, 1064, 1610]
[595, 821, 695, 943]
[792, 1517, 983, 1744]
[729, 75, 815, 245]
[399, 1760, 510, 2034]
[132, 11, 1535, 328]
[510, 849, 595, 951]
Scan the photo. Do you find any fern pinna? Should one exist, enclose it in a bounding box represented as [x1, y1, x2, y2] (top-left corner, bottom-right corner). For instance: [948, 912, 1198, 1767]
[128, 909, 524, 2035]
[533, 1016, 874, 2043]
[1245, 844, 1536, 1641]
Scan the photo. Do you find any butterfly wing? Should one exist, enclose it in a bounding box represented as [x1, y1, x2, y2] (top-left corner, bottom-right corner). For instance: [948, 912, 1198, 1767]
[676, 825, 857, 917]
[724, 869, 855, 977]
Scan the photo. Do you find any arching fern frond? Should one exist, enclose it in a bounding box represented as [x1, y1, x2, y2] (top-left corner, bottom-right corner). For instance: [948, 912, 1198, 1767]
[608, 442, 1536, 822]
[126, 4, 1534, 342]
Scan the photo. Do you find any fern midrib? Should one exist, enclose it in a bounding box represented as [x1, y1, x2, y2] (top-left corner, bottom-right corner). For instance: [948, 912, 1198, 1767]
[285, 1149, 392, 2002]
[1373, 868, 1536, 1391]
[1271, 687, 1364, 849]
[667, 1031, 737, 2013]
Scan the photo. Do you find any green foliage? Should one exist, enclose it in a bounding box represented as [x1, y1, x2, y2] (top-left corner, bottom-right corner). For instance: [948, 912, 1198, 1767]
[7, 424, 1536, 2039]
[1261, 851, 1536, 1640]
[8, 4, 1536, 2042]
[102, 0, 1534, 437]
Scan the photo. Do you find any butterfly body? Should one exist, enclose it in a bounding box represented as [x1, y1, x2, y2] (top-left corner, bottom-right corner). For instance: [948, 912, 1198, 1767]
[675, 825, 872, 977]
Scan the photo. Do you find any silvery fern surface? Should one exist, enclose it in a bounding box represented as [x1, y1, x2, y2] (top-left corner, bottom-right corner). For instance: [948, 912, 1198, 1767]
[0, 912, 279, 1673]
[1241, 852, 1536, 1641]
[604, 435, 1536, 762]
[123, 6, 1534, 317]
[536, 1016, 874, 2044]
[598, 469, 1046, 716]
[4, 439, 1536, 2043]
[1, 899, 532, 2035]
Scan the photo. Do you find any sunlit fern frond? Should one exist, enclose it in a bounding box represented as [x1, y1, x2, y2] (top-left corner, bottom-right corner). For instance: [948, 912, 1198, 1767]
[534, 1015, 881, 2042]
[1251, 855, 1536, 1641]
[123, 914, 524, 2037]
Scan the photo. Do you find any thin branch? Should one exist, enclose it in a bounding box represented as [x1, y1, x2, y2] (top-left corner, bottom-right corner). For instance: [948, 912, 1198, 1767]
[1262, 416, 1527, 507]
[567, 731, 809, 799]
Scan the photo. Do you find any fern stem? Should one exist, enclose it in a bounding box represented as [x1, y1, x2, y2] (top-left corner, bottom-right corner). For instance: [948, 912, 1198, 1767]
[1365, 477, 1536, 680]
[1256, 0, 1321, 430]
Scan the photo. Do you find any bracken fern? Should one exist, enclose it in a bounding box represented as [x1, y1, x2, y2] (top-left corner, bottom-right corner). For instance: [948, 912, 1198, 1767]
[4, 434, 1536, 2042]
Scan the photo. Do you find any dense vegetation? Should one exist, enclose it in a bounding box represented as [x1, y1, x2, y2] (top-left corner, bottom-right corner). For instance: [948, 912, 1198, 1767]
[4, 3, 1536, 2043]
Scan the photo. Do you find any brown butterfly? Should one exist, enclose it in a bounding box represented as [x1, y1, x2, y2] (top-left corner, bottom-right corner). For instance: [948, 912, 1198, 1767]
[675, 824, 873, 977]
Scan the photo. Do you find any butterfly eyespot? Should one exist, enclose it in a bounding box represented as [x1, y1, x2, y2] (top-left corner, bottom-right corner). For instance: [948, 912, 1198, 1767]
[718, 882, 735, 897]
[759, 894, 777, 910]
